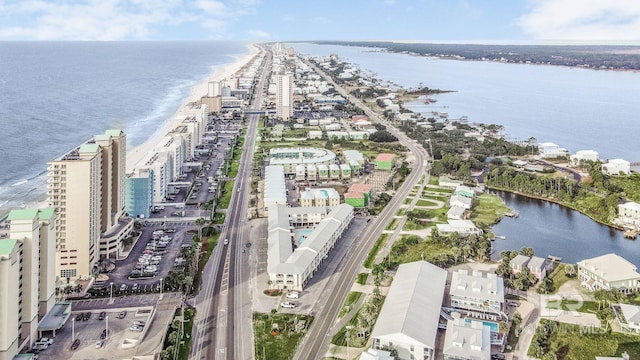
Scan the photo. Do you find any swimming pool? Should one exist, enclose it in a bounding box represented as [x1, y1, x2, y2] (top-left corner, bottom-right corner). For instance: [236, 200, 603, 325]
[299, 229, 313, 244]
[464, 318, 499, 332]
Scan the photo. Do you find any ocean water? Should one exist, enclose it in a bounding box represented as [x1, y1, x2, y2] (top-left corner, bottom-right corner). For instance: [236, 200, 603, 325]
[292, 42, 640, 161]
[0, 41, 248, 214]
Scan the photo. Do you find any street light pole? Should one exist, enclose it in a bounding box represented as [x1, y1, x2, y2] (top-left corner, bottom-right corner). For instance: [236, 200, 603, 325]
[346, 325, 352, 360]
[110, 282, 114, 303]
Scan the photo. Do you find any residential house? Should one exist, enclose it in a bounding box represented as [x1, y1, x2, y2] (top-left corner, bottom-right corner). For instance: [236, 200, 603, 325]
[619, 202, 640, 227]
[578, 253, 640, 294]
[436, 220, 481, 237]
[602, 159, 631, 176]
[510, 255, 547, 280]
[442, 317, 491, 360]
[449, 194, 473, 210]
[613, 303, 640, 333]
[447, 206, 467, 220]
[538, 142, 568, 158]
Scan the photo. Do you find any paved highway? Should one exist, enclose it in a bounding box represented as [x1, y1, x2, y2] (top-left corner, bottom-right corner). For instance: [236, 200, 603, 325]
[294, 58, 430, 359]
[189, 45, 270, 360]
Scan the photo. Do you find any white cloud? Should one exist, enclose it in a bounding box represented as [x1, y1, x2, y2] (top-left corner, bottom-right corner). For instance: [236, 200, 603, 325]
[384, 0, 396, 5]
[0, 0, 258, 40]
[517, 0, 640, 41]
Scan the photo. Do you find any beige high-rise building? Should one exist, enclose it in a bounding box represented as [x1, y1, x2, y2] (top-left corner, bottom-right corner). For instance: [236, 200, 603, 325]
[0, 207, 56, 360]
[275, 74, 293, 120]
[48, 129, 132, 281]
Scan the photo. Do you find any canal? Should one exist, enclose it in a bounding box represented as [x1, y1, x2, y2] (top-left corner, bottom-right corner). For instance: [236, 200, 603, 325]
[489, 190, 640, 267]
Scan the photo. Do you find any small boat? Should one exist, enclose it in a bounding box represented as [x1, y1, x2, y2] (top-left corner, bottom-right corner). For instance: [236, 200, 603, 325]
[495, 235, 506, 240]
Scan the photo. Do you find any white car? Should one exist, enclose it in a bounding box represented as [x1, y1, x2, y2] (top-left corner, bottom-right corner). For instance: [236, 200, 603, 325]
[223, 238, 229, 245]
[129, 325, 143, 332]
[285, 292, 299, 299]
[281, 301, 296, 309]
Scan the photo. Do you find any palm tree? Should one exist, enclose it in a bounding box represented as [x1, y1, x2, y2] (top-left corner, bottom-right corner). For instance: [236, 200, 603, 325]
[195, 217, 206, 241]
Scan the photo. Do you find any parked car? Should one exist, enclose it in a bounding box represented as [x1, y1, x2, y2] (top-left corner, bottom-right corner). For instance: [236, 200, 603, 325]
[95, 340, 104, 349]
[100, 329, 109, 340]
[132, 283, 139, 291]
[118, 311, 127, 319]
[133, 320, 146, 327]
[70, 339, 80, 350]
[285, 292, 299, 299]
[281, 301, 296, 309]
[75, 313, 83, 321]
[129, 325, 143, 332]
[38, 338, 54, 346]
[119, 284, 127, 291]
[98, 311, 106, 320]
[83, 312, 91, 321]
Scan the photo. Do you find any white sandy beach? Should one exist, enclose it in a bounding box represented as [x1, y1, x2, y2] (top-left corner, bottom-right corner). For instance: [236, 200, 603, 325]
[125, 43, 259, 173]
[2, 43, 260, 216]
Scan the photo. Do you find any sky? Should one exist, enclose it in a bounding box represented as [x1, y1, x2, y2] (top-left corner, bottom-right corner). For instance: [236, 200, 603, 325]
[0, 0, 639, 43]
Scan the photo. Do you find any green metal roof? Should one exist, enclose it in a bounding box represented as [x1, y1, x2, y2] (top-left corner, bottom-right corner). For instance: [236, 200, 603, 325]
[79, 143, 100, 154]
[0, 238, 19, 256]
[7, 208, 39, 221]
[94, 134, 111, 141]
[38, 207, 55, 220]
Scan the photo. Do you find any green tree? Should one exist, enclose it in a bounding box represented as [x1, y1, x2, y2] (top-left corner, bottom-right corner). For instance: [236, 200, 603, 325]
[195, 217, 206, 241]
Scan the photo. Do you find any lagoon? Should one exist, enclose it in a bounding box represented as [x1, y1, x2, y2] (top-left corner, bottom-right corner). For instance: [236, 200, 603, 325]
[490, 191, 640, 267]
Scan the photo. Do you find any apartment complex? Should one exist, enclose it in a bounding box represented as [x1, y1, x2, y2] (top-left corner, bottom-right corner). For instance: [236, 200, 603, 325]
[450, 269, 506, 322]
[48, 130, 132, 280]
[0, 208, 56, 360]
[275, 74, 293, 120]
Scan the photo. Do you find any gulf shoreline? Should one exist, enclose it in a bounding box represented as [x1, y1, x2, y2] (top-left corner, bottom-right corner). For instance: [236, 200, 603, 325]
[0, 43, 259, 218]
[126, 42, 259, 172]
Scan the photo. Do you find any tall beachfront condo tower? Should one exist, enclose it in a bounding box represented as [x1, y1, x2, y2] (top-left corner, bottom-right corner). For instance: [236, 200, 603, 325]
[275, 74, 293, 121]
[0, 208, 56, 359]
[48, 129, 133, 281]
[125, 168, 155, 219]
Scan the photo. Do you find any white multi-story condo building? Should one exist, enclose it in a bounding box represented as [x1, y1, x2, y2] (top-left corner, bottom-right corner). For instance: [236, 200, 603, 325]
[267, 204, 353, 291]
[275, 74, 293, 120]
[578, 253, 640, 293]
[450, 270, 506, 322]
[48, 130, 132, 280]
[0, 208, 56, 359]
[369, 261, 447, 360]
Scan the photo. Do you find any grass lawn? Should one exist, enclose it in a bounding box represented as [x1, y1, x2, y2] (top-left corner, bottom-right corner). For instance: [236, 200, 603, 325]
[386, 218, 398, 230]
[403, 198, 412, 204]
[528, 319, 640, 359]
[545, 299, 603, 313]
[227, 161, 239, 178]
[356, 273, 368, 285]
[391, 237, 454, 265]
[338, 292, 362, 319]
[254, 312, 314, 360]
[162, 306, 196, 360]
[403, 219, 430, 231]
[415, 199, 439, 207]
[423, 186, 453, 194]
[364, 234, 388, 269]
[548, 264, 575, 294]
[217, 181, 235, 209]
[469, 193, 510, 226]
